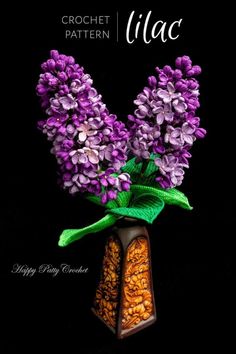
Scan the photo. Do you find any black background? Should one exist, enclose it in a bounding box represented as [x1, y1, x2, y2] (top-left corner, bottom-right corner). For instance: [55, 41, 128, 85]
[2, 2, 234, 353]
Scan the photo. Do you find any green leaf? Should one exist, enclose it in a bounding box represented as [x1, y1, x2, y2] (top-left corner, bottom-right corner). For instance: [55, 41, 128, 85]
[58, 214, 118, 247]
[109, 192, 165, 224]
[131, 185, 193, 210]
[115, 191, 132, 207]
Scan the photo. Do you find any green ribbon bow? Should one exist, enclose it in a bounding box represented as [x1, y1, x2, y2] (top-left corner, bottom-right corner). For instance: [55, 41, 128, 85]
[58, 155, 192, 247]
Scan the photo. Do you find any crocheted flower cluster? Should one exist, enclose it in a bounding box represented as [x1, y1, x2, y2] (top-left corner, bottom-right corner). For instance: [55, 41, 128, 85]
[36, 50, 130, 203]
[128, 55, 206, 188]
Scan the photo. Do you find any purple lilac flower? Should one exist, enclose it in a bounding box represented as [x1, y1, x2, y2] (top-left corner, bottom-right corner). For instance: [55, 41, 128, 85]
[128, 55, 206, 189]
[37, 50, 131, 202]
[155, 154, 187, 188]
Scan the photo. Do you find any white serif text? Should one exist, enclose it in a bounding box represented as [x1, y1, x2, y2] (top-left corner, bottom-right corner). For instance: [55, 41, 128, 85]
[126, 11, 183, 44]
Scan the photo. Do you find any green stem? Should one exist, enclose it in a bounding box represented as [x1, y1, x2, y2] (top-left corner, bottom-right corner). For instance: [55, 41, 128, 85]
[140, 159, 149, 176]
[146, 170, 158, 179]
[136, 159, 150, 184]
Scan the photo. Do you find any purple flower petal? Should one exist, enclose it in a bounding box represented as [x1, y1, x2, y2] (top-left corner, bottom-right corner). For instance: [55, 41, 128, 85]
[156, 112, 165, 125]
[183, 134, 194, 145]
[79, 174, 90, 184]
[157, 89, 171, 102]
[71, 154, 79, 164]
[79, 131, 87, 142]
[167, 82, 175, 94]
[88, 151, 99, 164]
[78, 154, 88, 164]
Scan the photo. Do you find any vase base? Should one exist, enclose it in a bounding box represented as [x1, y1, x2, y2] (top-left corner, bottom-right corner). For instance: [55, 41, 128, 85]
[91, 307, 116, 334]
[91, 307, 156, 339]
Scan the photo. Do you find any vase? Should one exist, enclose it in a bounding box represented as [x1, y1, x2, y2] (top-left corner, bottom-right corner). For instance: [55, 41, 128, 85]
[92, 218, 156, 339]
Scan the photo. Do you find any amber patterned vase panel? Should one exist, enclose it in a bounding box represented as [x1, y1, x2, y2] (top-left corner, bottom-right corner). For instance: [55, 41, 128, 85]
[92, 219, 156, 339]
[121, 237, 153, 332]
[93, 236, 121, 330]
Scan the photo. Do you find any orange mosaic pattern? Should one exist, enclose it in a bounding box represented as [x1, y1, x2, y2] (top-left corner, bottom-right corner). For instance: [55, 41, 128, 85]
[94, 236, 121, 328]
[121, 237, 153, 330]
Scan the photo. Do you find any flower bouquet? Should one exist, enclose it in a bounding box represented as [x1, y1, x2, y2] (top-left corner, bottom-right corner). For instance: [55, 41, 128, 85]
[36, 50, 206, 338]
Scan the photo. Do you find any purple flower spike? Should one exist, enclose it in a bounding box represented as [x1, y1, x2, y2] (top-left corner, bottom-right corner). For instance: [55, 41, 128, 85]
[37, 50, 131, 202]
[128, 55, 206, 189]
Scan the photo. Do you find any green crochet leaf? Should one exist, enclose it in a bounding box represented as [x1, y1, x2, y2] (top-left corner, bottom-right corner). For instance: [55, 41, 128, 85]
[59, 167, 192, 246]
[115, 190, 132, 207]
[109, 192, 165, 224]
[131, 185, 192, 210]
[58, 214, 118, 247]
